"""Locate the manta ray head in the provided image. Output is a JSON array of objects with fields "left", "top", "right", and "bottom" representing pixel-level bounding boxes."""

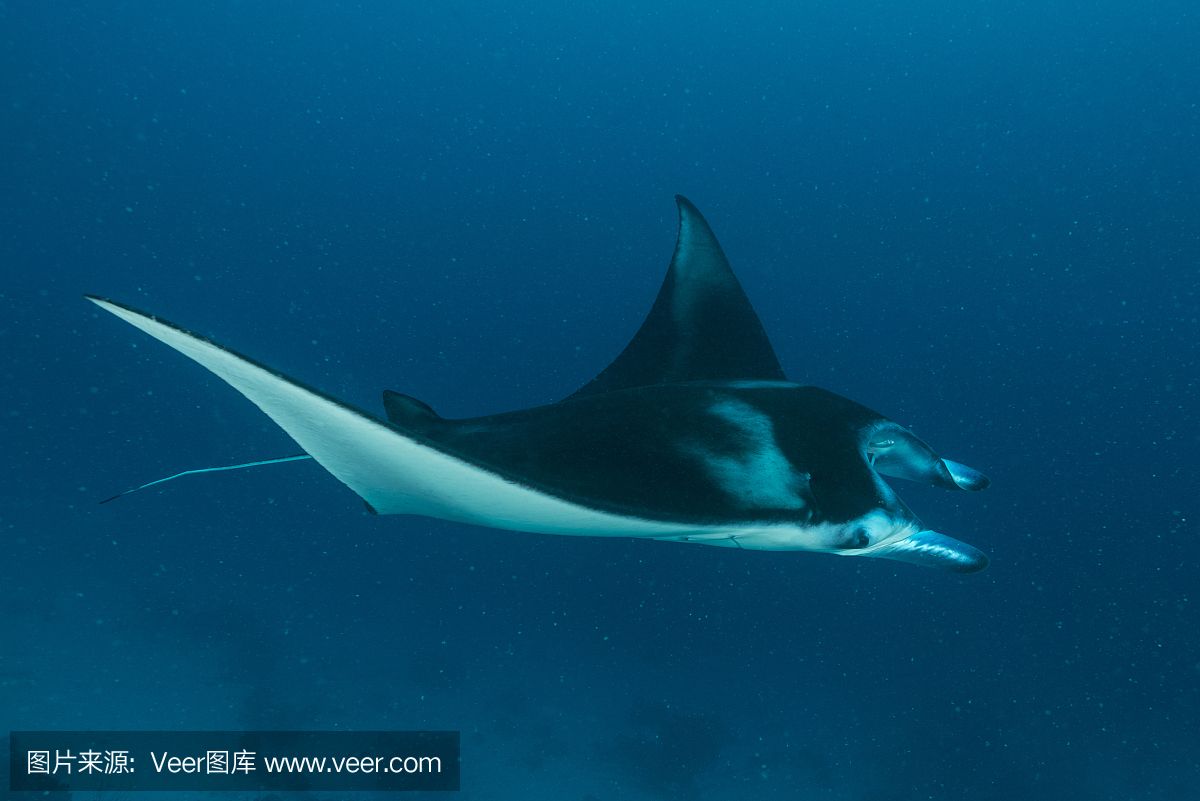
[
  {"left": 859, "top": 420, "right": 989, "bottom": 573},
  {"left": 772, "top": 387, "right": 989, "bottom": 573},
  {"left": 838, "top": 434, "right": 989, "bottom": 573}
]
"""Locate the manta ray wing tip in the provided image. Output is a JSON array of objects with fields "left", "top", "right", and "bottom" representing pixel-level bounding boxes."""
[{"left": 85, "top": 295, "right": 122, "bottom": 313}]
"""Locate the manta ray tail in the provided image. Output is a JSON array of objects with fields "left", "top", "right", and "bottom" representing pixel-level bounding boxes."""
[{"left": 99, "top": 454, "right": 312, "bottom": 504}]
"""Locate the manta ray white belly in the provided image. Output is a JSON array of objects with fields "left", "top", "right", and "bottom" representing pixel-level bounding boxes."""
[{"left": 87, "top": 297, "right": 837, "bottom": 549}]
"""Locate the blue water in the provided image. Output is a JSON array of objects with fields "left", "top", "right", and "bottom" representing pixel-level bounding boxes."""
[{"left": 2, "top": 2, "right": 1197, "bottom": 799}]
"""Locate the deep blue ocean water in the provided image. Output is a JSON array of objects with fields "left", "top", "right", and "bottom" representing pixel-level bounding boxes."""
[{"left": 2, "top": 2, "right": 1197, "bottom": 799}]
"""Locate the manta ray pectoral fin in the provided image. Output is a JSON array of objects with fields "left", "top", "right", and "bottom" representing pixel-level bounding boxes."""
[
  {"left": 568, "top": 196, "right": 786, "bottom": 398},
  {"left": 85, "top": 295, "right": 453, "bottom": 516},
  {"left": 870, "top": 530, "right": 989, "bottom": 573},
  {"left": 87, "top": 296, "right": 690, "bottom": 537},
  {"left": 866, "top": 423, "right": 990, "bottom": 492}
]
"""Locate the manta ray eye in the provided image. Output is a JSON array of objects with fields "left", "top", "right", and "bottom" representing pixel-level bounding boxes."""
[{"left": 846, "top": 528, "right": 870, "bottom": 549}]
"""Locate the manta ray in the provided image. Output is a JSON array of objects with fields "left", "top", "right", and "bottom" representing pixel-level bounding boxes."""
[{"left": 88, "top": 196, "right": 990, "bottom": 572}]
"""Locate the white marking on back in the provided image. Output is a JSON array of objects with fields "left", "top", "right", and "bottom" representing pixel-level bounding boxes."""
[{"left": 681, "top": 397, "right": 810, "bottom": 511}]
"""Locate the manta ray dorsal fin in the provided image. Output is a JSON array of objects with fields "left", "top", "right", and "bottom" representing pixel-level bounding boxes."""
[
  {"left": 569, "top": 196, "right": 786, "bottom": 399},
  {"left": 382, "top": 390, "right": 440, "bottom": 425}
]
